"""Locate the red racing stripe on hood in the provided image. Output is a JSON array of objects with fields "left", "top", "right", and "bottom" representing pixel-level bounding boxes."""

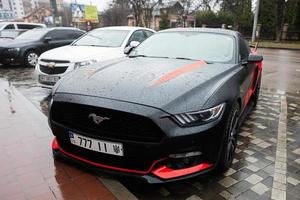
[{"left": 151, "top": 60, "right": 206, "bottom": 86}]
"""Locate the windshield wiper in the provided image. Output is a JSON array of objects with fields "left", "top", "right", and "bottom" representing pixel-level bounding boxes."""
[
  {"left": 128, "top": 54, "right": 146, "bottom": 58},
  {"left": 174, "top": 57, "right": 213, "bottom": 64},
  {"left": 174, "top": 57, "right": 199, "bottom": 61},
  {"left": 129, "top": 55, "right": 170, "bottom": 59}
]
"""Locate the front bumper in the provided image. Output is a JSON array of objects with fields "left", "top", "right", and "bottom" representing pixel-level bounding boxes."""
[
  {"left": 49, "top": 95, "right": 229, "bottom": 183},
  {"left": 0, "top": 50, "right": 22, "bottom": 65},
  {"left": 52, "top": 137, "right": 214, "bottom": 183}
]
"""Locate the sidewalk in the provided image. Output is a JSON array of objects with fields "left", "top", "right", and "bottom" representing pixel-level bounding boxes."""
[{"left": 0, "top": 79, "right": 117, "bottom": 200}]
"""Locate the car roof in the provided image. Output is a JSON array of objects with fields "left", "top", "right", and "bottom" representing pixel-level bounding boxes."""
[
  {"left": 159, "top": 28, "right": 239, "bottom": 37},
  {"left": 94, "top": 26, "right": 155, "bottom": 32},
  {"left": 33, "top": 27, "right": 84, "bottom": 32},
  {"left": 0, "top": 22, "right": 46, "bottom": 26}
]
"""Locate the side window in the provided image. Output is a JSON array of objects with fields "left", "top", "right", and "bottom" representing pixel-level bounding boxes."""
[
  {"left": 144, "top": 30, "right": 154, "bottom": 38},
  {"left": 239, "top": 37, "right": 250, "bottom": 61},
  {"left": 47, "top": 30, "right": 70, "bottom": 40},
  {"left": 4, "top": 24, "right": 15, "bottom": 30},
  {"left": 127, "top": 30, "right": 146, "bottom": 45},
  {"left": 66, "top": 30, "right": 84, "bottom": 39},
  {"left": 17, "top": 24, "right": 39, "bottom": 29}
]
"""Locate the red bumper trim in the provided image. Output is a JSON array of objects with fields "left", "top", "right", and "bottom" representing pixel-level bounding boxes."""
[
  {"left": 51, "top": 137, "right": 166, "bottom": 175},
  {"left": 152, "top": 163, "right": 213, "bottom": 179}
]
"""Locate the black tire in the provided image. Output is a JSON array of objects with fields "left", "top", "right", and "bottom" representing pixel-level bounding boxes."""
[
  {"left": 252, "top": 76, "right": 261, "bottom": 108},
  {"left": 24, "top": 50, "right": 39, "bottom": 67},
  {"left": 216, "top": 102, "right": 240, "bottom": 172}
]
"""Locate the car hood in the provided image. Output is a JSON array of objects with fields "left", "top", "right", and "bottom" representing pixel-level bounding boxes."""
[
  {"left": 55, "top": 57, "right": 238, "bottom": 114},
  {"left": 0, "top": 39, "right": 36, "bottom": 48},
  {"left": 40, "top": 45, "right": 124, "bottom": 62}
]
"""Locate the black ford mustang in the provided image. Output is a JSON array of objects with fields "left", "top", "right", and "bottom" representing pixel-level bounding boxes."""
[{"left": 49, "top": 28, "right": 263, "bottom": 183}]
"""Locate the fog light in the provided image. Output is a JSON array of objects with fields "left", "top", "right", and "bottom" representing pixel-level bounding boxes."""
[{"left": 169, "top": 151, "right": 202, "bottom": 158}]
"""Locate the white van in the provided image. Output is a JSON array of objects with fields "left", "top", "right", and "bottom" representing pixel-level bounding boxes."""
[{"left": 0, "top": 22, "right": 46, "bottom": 31}]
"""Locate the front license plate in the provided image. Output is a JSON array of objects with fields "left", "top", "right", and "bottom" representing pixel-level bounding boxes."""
[
  {"left": 69, "top": 132, "right": 124, "bottom": 156},
  {"left": 39, "top": 75, "right": 59, "bottom": 83}
]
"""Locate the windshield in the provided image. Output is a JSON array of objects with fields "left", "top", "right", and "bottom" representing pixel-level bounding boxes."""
[
  {"left": 73, "top": 29, "right": 129, "bottom": 47},
  {"left": 130, "top": 32, "right": 235, "bottom": 63},
  {"left": 15, "top": 28, "right": 48, "bottom": 40}
]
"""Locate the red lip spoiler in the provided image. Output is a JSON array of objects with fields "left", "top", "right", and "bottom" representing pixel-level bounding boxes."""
[{"left": 152, "top": 163, "right": 213, "bottom": 179}]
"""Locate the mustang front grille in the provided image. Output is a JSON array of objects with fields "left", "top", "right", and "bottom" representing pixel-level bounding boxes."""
[{"left": 50, "top": 102, "right": 165, "bottom": 143}]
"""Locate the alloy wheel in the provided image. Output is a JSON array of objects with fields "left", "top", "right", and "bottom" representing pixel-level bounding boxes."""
[{"left": 27, "top": 52, "right": 39, "bottom": 66}]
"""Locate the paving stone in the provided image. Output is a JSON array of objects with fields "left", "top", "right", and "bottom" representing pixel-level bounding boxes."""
[
  {"left": 273, "top": 181, "right": 286, "bottom": 191},
  {"left": 274, "top": 173, "right": 287, "bottom": 184},
  {"left": 287, "top": 177, "right": 300, "bottom": 186},
  {"left": 251, "top": 182, "right": 269, "bottom": 195},
  {"left": 265, "top": 156, "right": 275, "bottom": 162},
  {"left": 186, "top": 195, "right": 202, "bottom": 200},
  {"left": 269, "top": 138, "right": 277, "bottom": 143},
  {"left": 219, "top": 191, "right": 234, "bottom": 200},
  {"left": 243, "top": 150, "right": 255, "bottom": 156},
  {"left": 292, "top": 148, "right": 300, "bottom": 155},
  {"left": 245, "top": 156, "right": 258, "bottom": 163},
  {"left": 240, "top": 131, "right": 252, "bottom": 137},
  {"left": 294, "top": 159, "right": 300, "bottom": 165},
  {"left": 250, "top": 138, "right": 264, "bottom": 145},
  {"left": 224, "top": 168, "right": 236, "bottom": 176},
  {"left": 246, "top": 165, "right": 260, "bottom": 172},
  {"left": 227, "top": 180, "right": 252, "bottom": 196},
  {"left": 257, "top": 142, "right": 272, "bottom": 149},
  {"left": 236, "top": 189, "right": 260, "bottom": 200},
  {"left": 218, "top": 177, "right": 238, "bottom": 188},
  {"left": 271, "top": 188, "right": 286, "bottom": 200},
  {"left": 232, "top": 158, "right": 239, "bottom": 164},
  {"left": 245, "top": 174, "right": 263, "bottom": 185}
]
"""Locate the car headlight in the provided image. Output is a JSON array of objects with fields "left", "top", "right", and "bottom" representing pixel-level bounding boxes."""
[
  {"left": 6, "top": 48, "right": 20, "bottom": 52},
  {"left": 74, "top": 60, "right": 97, "bottom": 69},
  {"left": 173, "top": 103, "right": 225, "bottom": 126}
]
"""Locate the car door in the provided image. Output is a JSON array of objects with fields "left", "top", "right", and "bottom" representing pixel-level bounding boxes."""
[
  {"left": 239, "top": 35, "right": 257, "bottom": 108},
  {"left": 42, "top": 30, "right": 73, "bottom": 51}
]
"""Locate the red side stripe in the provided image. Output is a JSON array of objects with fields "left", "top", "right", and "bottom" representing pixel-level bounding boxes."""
[{"left": 151, "top": 60, "right": 206, "bottom": 86}]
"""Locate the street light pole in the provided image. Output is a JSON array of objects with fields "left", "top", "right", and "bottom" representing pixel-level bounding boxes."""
[{"left": 251, "top": 0, "right": 260, "bottom": 42}]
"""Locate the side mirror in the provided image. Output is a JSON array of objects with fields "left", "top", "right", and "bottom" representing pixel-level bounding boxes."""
[
  {"left": 44, "top": 36, "right": 52, "bottom": 43},
  {"left": 248, "top": 54, "right": 263, "bottom": 63},
  {"left": 124, "top": 41, "right": 140, "bottom": 54}
]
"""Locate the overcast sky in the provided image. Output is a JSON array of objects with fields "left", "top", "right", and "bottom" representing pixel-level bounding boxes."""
[{"left": 65, "top": 0, "right": 112, "bottom": 11}]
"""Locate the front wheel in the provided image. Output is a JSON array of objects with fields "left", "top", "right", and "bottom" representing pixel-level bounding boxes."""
[
  {"left": 216, "top": 102, "right": 240, "bottom": 172},
  {"left": 24, "top": 50, "right": 39, "bottom": 67}
]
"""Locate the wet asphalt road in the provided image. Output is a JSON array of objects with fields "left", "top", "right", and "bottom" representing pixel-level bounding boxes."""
[{"left": 0, "top": 48, "right": 300, "bottom": 200}]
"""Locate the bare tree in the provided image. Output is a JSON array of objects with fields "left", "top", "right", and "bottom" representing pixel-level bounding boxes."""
[{"left": 128, "top": 0, "right": 160, "bottom": 27}]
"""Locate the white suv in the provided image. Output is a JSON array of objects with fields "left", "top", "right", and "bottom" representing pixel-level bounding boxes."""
[
  {"left": 35, "top": 26, "right": 155, "bottom": 88},
  {"left": 0, "top": 22, "right": 46, "bottom": 31}
]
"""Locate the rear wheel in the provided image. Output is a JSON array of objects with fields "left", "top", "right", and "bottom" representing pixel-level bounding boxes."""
[
  {"left": 216, "top": 102, "right": 240, "bottom": 172},
  {"left": 24, "top": 50, "right": 39, "bottom": 67}
]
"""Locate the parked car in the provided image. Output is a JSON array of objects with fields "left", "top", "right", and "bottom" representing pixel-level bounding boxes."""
[
  {"left": 49, "top": 28, "right": 263, "bottom": 183},
  {"left": 35, "top": 26, "right": 155, "bottom": 87},
  {"left": 0, "top": 27, "right": 85, "bottom": 67},
  {"left": 0, "top": 22, "right": 46, "bottom": 32}
]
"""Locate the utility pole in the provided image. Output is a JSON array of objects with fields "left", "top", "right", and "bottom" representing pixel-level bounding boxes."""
[{"left": 251, "top": 0, "right": 260, "bottom": 42}]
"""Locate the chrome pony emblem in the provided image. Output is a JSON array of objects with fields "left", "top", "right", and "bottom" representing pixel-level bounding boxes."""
[{"left": 88, "top": 113, "right": 110, "bottom": 125}]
